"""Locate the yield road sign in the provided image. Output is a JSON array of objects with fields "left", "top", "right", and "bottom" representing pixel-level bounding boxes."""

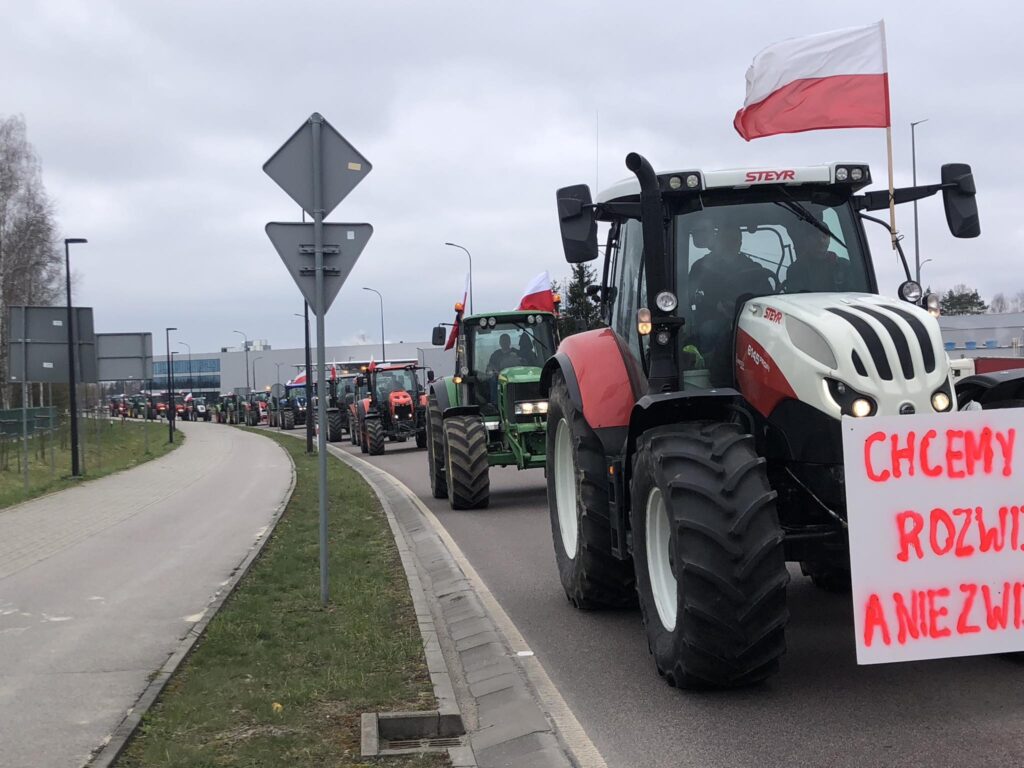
[
  {"left": 263, "top": 113, "right": 372, "bottom": 219},
  {"left": 265, "top": 222, "right": 373, "bottom": 314}
]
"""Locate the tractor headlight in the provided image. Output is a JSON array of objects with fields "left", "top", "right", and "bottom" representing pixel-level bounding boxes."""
[
  {"left": 898, "top": 280, "right": 923, "bottom": 303},
  {"left": 514, "top": 400, "right": 549, "bottom": 416},
  {"left": 637, "top": 308, "right": 652, "bottom": 336},
  {"left": 825, "top": 378, "right": 876, "bottom": 417},
  {"left": 932, "top": 391, "right": 952, "bottom": 412},
  {"left": 851, "top": 398, "right": 874, "bottom": 418},
  {"left": 655, "top": 291, "right": 678, "bottom": 312},
  {"left": 926, "top": 293, "right": 941, "bottom": 317}
]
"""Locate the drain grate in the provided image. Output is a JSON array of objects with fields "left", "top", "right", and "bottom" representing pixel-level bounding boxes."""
[{"left": 386, "top": 737, "right": 464, "bottom": 750}]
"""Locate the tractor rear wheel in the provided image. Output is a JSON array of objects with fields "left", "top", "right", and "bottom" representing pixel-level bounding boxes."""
[
  {"left": 546, "top": 373, "right": 635, "bottom": 609},
  {"left": 443, "top": 415, "right": 489, "bottom": 509},
  {"left": 366, "top": 418, "right": 386, "bottom": 455},
  {"left": 349, "top": 413, "right": 358, "bottom": 445},
  {"left": 327, "top": 409, "right": 343, "bottom": 442},
  {"left": 426, "top": 397, "right": 447, "bottom": 498},
  {"left": 282, "top": 409, "right": 295, "bottom": 430},
  {"left": 631, "top": 422, "right": 789, "bottom": 689},
  {"left": 415, "top": 425, "right": 427, "bottom": 449}
]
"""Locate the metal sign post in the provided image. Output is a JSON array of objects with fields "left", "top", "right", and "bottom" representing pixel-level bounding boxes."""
[{"left": 264, "top": 112, "right": 373, "bottom": 607}]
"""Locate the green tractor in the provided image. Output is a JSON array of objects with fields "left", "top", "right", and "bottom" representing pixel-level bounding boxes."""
[{"left": 426, "top": 307, "right": 558, "bottom": 509}]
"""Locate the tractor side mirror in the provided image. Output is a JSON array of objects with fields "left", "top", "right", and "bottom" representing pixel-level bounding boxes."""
[
  {"left": 941, "top": 163, "right": 980, "bottom": 238},
  {"left": 354, "top": 376, "right": 364, "bottom": 387},
  {"left": 431, "top": 325, "right": 447, "bottom": 346},
  {"left": 557, "top": 184, "right": 598, "bottom": 263},
  {"left": 427, "top": 368, "right": 435, "bottom": 382}
]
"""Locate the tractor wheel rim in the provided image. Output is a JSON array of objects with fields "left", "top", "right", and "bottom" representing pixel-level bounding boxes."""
[
  {"left": 554, "top": 418, "right": 578, "bottom": 560},
  {"left": 646, "top": 487, "right": 677, "bottom": 632}
]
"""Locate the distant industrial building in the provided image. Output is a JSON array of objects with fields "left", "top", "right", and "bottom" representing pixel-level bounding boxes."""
[
  {"left": 150, "top": 340, "right": 453, "bottom": 397},
  {"left": 938, "top": 313, "right": 1024, "bottom": 360}
]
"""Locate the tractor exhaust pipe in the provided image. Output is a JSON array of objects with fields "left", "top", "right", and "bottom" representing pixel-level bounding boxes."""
[{"left": 625, "top": 152, "right": 677, "bottom": 393}]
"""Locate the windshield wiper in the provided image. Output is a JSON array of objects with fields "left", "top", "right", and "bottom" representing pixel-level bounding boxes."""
[{"left": 774, "top": 195, "right": 847, "bottom": 249}]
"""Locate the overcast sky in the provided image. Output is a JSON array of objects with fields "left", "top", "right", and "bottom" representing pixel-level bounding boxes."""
[{"left": 2, "top": 1, "right": 1019, "bottom": 353}]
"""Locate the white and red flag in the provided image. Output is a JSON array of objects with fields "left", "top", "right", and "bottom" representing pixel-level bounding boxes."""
[
  {"left": 444, "top": 272, "right": 471, "bottom": 351},
  {"left": 288, "top": 370, "right": 307, "bottom": 386},
  {"left": 734, "top": 21, "right": 890, "bottom": 141},
  {"left": 517, "top": 271, "right": 555, "bottom": 313}
]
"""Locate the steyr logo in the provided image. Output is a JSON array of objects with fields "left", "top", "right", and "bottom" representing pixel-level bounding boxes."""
[
  {"left": 745, "top": 170, "right": 795, "bottom": 183},
  {"left": 764, "top": 307, "right": 783, "bottom": 324}
]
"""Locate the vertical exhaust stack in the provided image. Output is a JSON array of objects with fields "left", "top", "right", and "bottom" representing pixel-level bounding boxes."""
[{"left": 626, "top": 152, "right": 677, "bottom": 393}]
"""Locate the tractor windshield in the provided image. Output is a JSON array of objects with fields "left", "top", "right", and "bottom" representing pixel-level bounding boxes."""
[
  {"left": 467, "top": 318, "right": 555, "bottom": 377},
  {"left": 373, "top": 369, "right": 418, "bottom": 399}
]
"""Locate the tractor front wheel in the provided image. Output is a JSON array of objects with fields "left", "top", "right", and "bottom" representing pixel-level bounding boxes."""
[
  {"left": 426, "top": 397, "right": 447, "bottom": 498},
  {"left": 282, "top": 409, "right": 295, "bottom": 430},
  {"left": 327, "top": 409, "right": 343, "bottom": 442},
  {"left": 546, "top": 373, "right": 635, "bottom": 609},
  {"left": 631, "top": 422, "right": 789, "bottom": 689},
  {"left": 366, "top": 418, "right": 386, "bottom": 455},
  {"left": 443, "top": 415, "right": 489, "bottom": 509}
]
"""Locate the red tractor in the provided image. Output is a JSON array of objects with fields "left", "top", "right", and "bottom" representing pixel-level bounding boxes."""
[
  {"left": 356, "top": 363, "right": 428, "bottom": 455},
  {"left": 545, "top": 152, "right": 989, "bottom": 689}
]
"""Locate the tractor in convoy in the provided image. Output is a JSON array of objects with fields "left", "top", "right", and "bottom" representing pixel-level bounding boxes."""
[
  {"left": 243, "top": 391, "right": 270, "bottom": 426},
  {"left": 274, "top": 383, "right": 307, "bottom": 430},
  {"left": 347, "top": 373, "right": 370, "bottom": 446},
  {"left": 545, "top": 152, "right": 1006, "bottom": 689},
  {"left": 426, "top": 308, "right": 556, "bottom": 509},
  {"left": 355, "top": 363, "right": 429, "bottom": 455}
]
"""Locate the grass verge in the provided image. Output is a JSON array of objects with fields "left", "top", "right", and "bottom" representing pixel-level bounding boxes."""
[
  {"left": 115, "top": 430, "right": 448, "bottom": 768},
  {"left": 0, "top": 419, "right": 180, "bottom": 509}
]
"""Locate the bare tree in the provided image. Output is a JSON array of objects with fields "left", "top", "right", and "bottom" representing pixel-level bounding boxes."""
[
  {"left": 0, "top": 115, "right": 64, "bottom": 407},
  {"left": 990, "top": 292, "right": 1009, "bottom": 314},
  {"left": 1012, "top": 290, "right": 1024, "bottom": 313}
]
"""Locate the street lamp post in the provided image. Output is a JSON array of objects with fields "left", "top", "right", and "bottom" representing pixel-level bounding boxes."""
[
  {"left": 363, "top": 287, "right": 386, "bottom": 362},
  {"left": 165, "top": 327, "right": 177, "bottom": 444},
  {"left": 252, "top": 356, "right": 263, "bottom": 392},
  {"left": 64, "top": 237, "right": 87, "bottom": 477},
  {"left": 233, "top": 330, "right": 250, "bottom": 391},
  {"left": 178, "top": 341, "right": 192, "bottom": 391},
  {"left": 911, "top": 119, "right": 929, "bottom": 284},
  {"left": 444, "top": 242, "right": 473, "bottom": 313}
]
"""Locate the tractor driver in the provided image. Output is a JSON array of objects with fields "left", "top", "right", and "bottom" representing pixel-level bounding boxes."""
[
  {"left": 486, "top": 333, "right": 524, "bottom": 373},
  {"left": 517, "top": 333, "right": 538, "bottom": 366},
  {"left": 688, "top": 218, "right": 774, "bottom": 385},
  {"left": 785, "top": 223, "right": 849, "bottom": 293}
]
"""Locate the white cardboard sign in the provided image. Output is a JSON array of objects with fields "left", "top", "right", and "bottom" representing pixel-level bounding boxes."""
[{"left": 843, "top": 409, "right": 1024, "bottom": 664}]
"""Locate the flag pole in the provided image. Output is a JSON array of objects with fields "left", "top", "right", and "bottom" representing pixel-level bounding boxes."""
[
  {"left": 886, "top": 124, "right": 897, "bottom": 250},
  {"left": 880, "top": 19, "right": 897, "bottom": 250}
]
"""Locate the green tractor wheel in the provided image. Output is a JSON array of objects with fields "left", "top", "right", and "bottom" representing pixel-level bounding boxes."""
[{"left": 443, "top": 415, "right": 489, "bottom": 510}]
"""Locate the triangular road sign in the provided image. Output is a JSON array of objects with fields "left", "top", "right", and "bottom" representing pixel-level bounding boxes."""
[
  {"left": 263, "top": 113, "right": 372, "bottom": 219},
  {"left": 265, "top": 222, "right": 373, "bottom": 315}
]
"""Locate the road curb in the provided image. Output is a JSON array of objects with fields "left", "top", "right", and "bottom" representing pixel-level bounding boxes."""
[
  {"left": 84, "top": 432, "right": 297, "bottom": 768},
  {"left": 323, "top": 440, "right": 593, "bottom": 768}
]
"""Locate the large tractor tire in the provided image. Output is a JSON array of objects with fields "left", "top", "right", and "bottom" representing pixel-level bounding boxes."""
[
  {"left": 349, "top": 413, "right": 359, "bottom": 445},
  {"left": 327, "top": 409, "right": 343, "bottom": 442},
  {"left": 546, "top": 373, "right": 635, "bottom": 609},
  {"left": 443, "top": 415, "right": 489, "bottom": 509},
  {"left": 415, "top": 426, "right": 427, "bottom": 449},
  {"left": 631, "top": 422, "right": 789, "bottom": 689},
  {"left": 426, "top": 397, "right": 447, "bottom": 498},
  {"left": 366, "top": 418, "right": 386, "bottom": 455},
  {"left": 282, "top": 409, "right": 295, "bottom": 431}
]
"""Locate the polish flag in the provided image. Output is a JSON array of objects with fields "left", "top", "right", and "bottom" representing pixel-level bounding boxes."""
[
  {"left": 734, "top": 21, "right": 890, "bottom": 141},
  {"left": 288, "top": 370, "right": 307, "bottom": 386},
  {"left": 445, "top": 273, "right": 470, "bottom": 351},
  {"left": 517, "top": 271, "right": 555, "bottom": 313}
]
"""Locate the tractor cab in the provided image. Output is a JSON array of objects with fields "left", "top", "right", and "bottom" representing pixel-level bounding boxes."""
[{"left": 449, "top": 311, "right": 556, "bottom": 417}]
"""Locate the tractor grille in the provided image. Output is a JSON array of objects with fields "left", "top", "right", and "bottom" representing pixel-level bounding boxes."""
[
  {"left": 506, "top": 381, "right": 543, "bottom": 422},
  {"left": 826, "top": 305, "right": 936, "bottom": 381},
  {"left": 394, "top": 403, "right": 413, "bottom": 420}
]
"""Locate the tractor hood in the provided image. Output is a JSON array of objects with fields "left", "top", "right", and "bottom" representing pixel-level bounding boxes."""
[
  {"left": 498, "top": 366, "right": 543, "bottom": 385},
  {"left": 735, "top": 292, "right": 952, "bottom": 419}
]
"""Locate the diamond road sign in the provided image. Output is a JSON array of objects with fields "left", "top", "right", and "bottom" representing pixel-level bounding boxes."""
[
  {"left": 263, "top": 114, "right": 372, "bottom": 219},
  {"left": 265, "top": 222, "right": 373, "bottom": 314}
]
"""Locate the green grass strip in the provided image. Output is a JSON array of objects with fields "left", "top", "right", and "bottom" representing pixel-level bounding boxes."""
[
  {"left": 0, "top": 419, "right": 180, "bottom": 510},
  {"left": 115, "top": 430, "right": 448, "bottom": 767}
]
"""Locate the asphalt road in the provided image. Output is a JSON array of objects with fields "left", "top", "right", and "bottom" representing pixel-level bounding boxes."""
[
  {"left": 342, "top": 439, "right": 1024, "bottom": 768},
  {"left": 0, "top": 422, "right": 292, "bottom": 768}
]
